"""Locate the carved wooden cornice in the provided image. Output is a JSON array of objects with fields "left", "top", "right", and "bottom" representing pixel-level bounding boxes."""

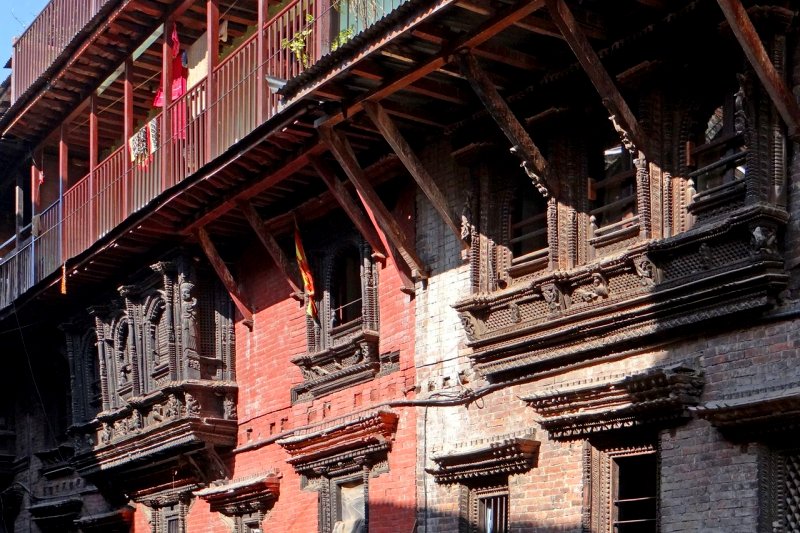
[
  {"left": 691, "top": 383, "right": 800, "bottom": 438},
  {"left": 524, "top": 365, "right": 704, "bottom": 440},
  {"left": 195, "top": 473, "right": 280, "bottom": 516},
  {"left": 455, "top": 203, "right": 787, "bottom": 382},
  {"left": 427, "top": 434, "right": 539, "bottom": 484},
  {"left": 29, "top": 497, "right": 83, "bottom": 527},
  {"left": 277, "top": 410, "right": 398, "bottom": 477}
]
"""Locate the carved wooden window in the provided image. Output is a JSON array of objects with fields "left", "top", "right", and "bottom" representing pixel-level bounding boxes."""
[
  {"left": 759, "top": 446, "right": 800, "bottom": 533},
  {"left": 687, "top": 91, "right": 746, "bottom": 194},
  {"left": 154, "top": 503, "right": 185, "bottom": 533},
  {"left": 589, "top": 143, "right": 637, "bottom": 233},
  {"left": 235, "top": 515, "right": 263, "bottom": 533},
  {"left": 329, "top": 478, "right": 365, "bottom": 533},
  {"left": 585, "top": 439, "right": 658, "bottom": 533},
  {"left": 331, "top": 246, "right": 363, "bottom": 328},
  {"left": 507, "top": 186, "right": 548, "bottom": 277},
  {"left": 466, "top": 480, "right": 509, "bottom": 533}
]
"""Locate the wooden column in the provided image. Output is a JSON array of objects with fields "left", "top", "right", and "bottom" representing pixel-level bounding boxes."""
[
  {"left": 207, "top": 0, "right": 220, "bottom": 158},
  {"left": 15, "top": 170, "right": 24, "bottom": 246},
  {"left": 89, "top": 94, "right": 99, "bottom": 241},
  {"left": 30, "top": 149, "right": 42, "bottom": 220},
  {"left": 59, "top": 124, "right": 69, "bottom": 264},
  {"left": 196, "top": 227, "right": 254, "bottom": 328},
  {"left": 716, "top": 0, "right": 800, "bottom": 142},
  {"left": 123, "top": 57, "right": 133, "bottom": 218},
  {"left": 256, "top": 0, "right": 268, "bottom": 123},
  {"left": 161, "top": 20, "right": 175, "bottom": 191}
]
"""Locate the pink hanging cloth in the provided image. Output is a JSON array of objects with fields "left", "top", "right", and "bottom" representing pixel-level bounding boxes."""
[{"left": 153, "top": 24, "right": 188, "bottom": 139}]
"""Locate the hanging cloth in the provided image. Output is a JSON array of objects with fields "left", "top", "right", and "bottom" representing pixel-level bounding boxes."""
[{"left": 153, "top": 24, "right": 188, "bottom": 140}]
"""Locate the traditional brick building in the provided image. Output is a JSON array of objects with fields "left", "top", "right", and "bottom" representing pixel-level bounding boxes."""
[{"left": 0, "top": 0, "right": 798, "bottom": 532}]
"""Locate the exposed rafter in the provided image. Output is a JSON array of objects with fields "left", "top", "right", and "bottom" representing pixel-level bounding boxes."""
[
  {"left": 363, "top": 101, "right": 467, "bottom": 249},
  {"left": 238, "top": 200, "right": 303, "bottom": 299},
  {"left": 457, "top": 51, "right": 557, "bottom": 198},
  {"left": 716, "top": 0, "right": 800, "bottom": 142},
  {"left": 308, "top": 155, "right": 389, "bottom": 262},
  {"left": 195, "top": 227, "right": 253, "bottom": 328},
  {"left": 546, "top": 0, "right": 649, "bottom": 154},
  {"left": 318, "top": 125, "right": 428, "bottom": 282}
]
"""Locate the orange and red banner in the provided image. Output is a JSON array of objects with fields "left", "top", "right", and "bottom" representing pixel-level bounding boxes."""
[{"left": 294, "top": 222, "right": 318, "bottom": 322}]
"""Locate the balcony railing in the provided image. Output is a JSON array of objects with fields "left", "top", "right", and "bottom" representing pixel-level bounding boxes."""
[
  {"left": 12, "top": 0, "right": 111, "bottom": 103},
  {"left": 0, "top": 0, "right": 406, "bottom": 312}
]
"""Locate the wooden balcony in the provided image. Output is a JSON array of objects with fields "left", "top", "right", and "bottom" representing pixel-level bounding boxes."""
[
  {"left": 0, "top": 0, "right": 406, "bottom": 313},
  {"left": 11, "top": 0, "right": 112, "bottom": 103}
]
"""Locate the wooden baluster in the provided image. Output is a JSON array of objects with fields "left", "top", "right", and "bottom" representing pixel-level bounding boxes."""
[
  {"left": 207, "top": 0, "right": 219, "bottom": 160},
  {"left": 59, "top": 124, "right": 69, "bottom": 266},
  {"left": 89, "top": 93, "right": 98, "bottom": 244},
  {"left": 124, "top": 58, "right": 133, "bottom": 219}
]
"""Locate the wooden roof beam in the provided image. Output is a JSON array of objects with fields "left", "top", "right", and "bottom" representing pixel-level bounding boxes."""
[
  {"left": 457, "top": 51, "right": 557, "bottom": 198},
  {"left": 196, "top": 227, "right": 254, "bottom": 329},
  {"left": 546, "top": 0, "right": 650, "bottom": 154},
  {"left": 716, "top": 0, "right": 800, "bottom": 142},
  {"left": 308, "top": 155, "right": 389, "bottom": 262},
  {"left": 318, "top": 125, "right": 428, "bottom": 283},
  {"left": 238, "top": 200, "right": 304, "bottom": 299},
  {"left": 363, "top": 101, "right": 468, "bottom": 250}
]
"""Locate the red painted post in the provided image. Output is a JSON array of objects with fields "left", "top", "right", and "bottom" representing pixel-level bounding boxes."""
[
  {"left": 161, "top": 19, "right": 175, "bottom": 191},
  {"left": 207, "top": 0, "right": 220, "bottom": 159},
  {"left": 89, "top": 94, "right": 99, "bottom": 243},
  {"left": 123, "top": 57, "right": 133, "bottom": 219},
  {"left": 59, "top": 124, "right": 69, "bottom": 266}
]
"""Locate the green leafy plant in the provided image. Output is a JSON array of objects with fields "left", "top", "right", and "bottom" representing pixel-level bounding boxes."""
[
  {"left": 280, "top": 13, "right": 315, "bottom": 67},
  {"left": 331, "top": 27, "right": 355, "bottom": 52}
]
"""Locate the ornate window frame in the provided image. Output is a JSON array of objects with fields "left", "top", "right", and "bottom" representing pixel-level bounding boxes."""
[
  {"left": 427, "top": 434, "right": 539, "bottom": 533},
  {"left": 291, "top": 232, "right": 389, "bottom": 403},
  {"left": 195, "top": 473, "right": 280, "bottom": 533},
  {"left": 277, "top": 410, "right": 398, "bottom": 533},
  {"left": 583, "top": 436, "right": 660, "bottom": 533}
]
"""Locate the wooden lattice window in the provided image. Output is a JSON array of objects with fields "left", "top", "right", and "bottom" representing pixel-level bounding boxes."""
[
  {"left": 760, "top": 446, "right": 800, "bottom": 533},
  {"left": 458, "top": 476, "right": 509, "bottom": 533},
  {"left": 589, "top": 143, "right": 637, "bottom": 230},
  {"left": 585, "top": 439, "right": 658, "bottom": 533},
  {"left": 687, "top": 90, "right": 746, "bottom": 194},
  {"left": 508, "top": 187, "right": 548, "bottom": 276},
  {"left": 331, "top": 246, "right": 363, "bottom": 328}
]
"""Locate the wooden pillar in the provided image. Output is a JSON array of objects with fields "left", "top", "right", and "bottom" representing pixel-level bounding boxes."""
[
  {"left": 15, "top": 170, "right": 24, "bottom": 246},
  {"left": 30, "top": 150, "right": 41, "bottom": 221},
  {"left": 207, "top": 0, "right": 220, "bottom": 159},
  {"left": 161, "top": 20, "right": 175, "bottom": 191},
  {"left": 59, "top": 124, "right": 69, "bottom": 264},
  {"left": 256, "top": 0, "right": 268, "bottom": 123},
  {"left": 89, "top": 94, "right": 99, "bottom": 241},
  {"left": 123, "top": 57, "right": 133, "bottom": 218}
]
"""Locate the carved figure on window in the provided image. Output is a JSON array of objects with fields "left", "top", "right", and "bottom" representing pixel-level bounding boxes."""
[
  {"left": 166, "top": 394, "right": 181, "bottom": 419},
  {"left": 185, "top": 393, "right": 199, "bottom": 417},
  {"left": 511, "top": 145, "right": 549, "bottom": 198},
  {"left": 118, "top": 362, "right": 131, "bottom": 385},
  {"left": 459, "top": 312, "right": 481, "bottom": 341},
  {"left": 734, "top": 73, "right": 747, "bottom": 136},
  {"left": 634, "top": 256, "right": 657, "bottom": 287},
  {"left": 223, "top": 395, "right": 237, "bottom": 420},
  {"left": 180, "top": 281, "right": 200, "bottom": 359},
  {"left": 508, "top": 302, "right": 521, "bottom": 323},
  {"left": 750, "top": 225, "right": 777, "bottom": 257},
  {"left": 609, "top": 114, "right": 636, "bottom": 154},
  {"left": 573, "top": 273, "right": 609, "bottom": 304},
  {"left": 461, "top": 192, "right": 473, "bottom": 244},
  {"left": 101, "top": 423, "right": 112, "bottom": 444},
  {"left": 698, "top": 243, "right": 715, "bottom": 270},
  {"left": 541, "top": 283, "right": 563, "bottom": 313}
]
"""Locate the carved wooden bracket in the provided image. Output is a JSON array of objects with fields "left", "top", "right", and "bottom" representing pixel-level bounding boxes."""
[
  {"left": 277, "top": 410, "right": 398, "bottom": 477},
  {"left": 716, "top": 0, "right": 800, "bottom": 142},
  {"left": 238, "top": 200, "right": 304, "bottom": 300},
  {"left": 691, "top": 383, "right": 800, "bottom": 438},
  {"left": 457, "top": 50, "right": 557, "bottom": 199},
  {"left": 362, "top": 100, "right": 468, "bottom": 249},
  {"left": 318, "top": 125, "right": 427, "bottom": 284},
  {"left": 545, "top": 0, "right": 649, "bottom": 154},
  {"left": 73, "top": 506, "right": 134, "bottom": 532},
  {"left": 426, "top": 434, "right": 539, "bottom": 484},
  {"left": 524, "top": 365, "right": 704, "bottom": 440},
  {"left": 196, "top": 227, "right": 254, "bottom": 329},
  {"left": 195, "top": 473, "right": 280, "bottom": 516}
]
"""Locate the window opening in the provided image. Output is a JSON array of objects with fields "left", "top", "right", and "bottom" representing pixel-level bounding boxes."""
[
  {"left": 590, "top": 144, "right": 637, "bottom": 229},
  {"left": 613, "top": 452, "right": 657, "bottom": 533},
  {"left": 333, "top": 479, "right": 365, "bottom": 533},
  {"left": 510, "top": 191, "right": 547, "bottom": 261},
  {"left": 476, "top": 488, "right": 508, "bottom": 533},
  {"left": 688, "top": 91, "right": 746, "bottom": 192},
  {"left": 332, "top": 249, "right": 362, "bottom": 327}
]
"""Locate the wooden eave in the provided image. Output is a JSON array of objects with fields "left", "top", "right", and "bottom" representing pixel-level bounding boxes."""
[
  {"left": 0, "top": 0, "right": 782, "bottom": 331},
  {"left": 524, "top": 365, "right": 705, "bottom": 440},
  {"left": 427, "top": 434, "right": 539, "bottom": 484}
]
